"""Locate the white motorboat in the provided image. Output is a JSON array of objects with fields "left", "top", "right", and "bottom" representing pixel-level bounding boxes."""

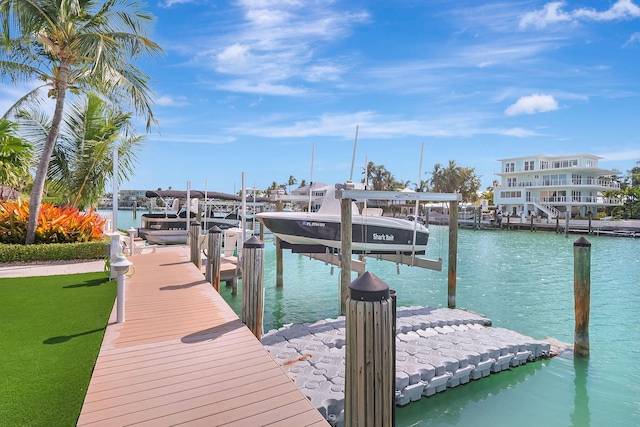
[
  {"left": 138, "top": 190, "right": 263, "bottom": 244},
  {"left": 256, "top": 185, "right": 429, "bottom": 254}
]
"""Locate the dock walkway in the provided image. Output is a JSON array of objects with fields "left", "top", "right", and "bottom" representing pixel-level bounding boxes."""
[{"left": 77, "top": 246, "right": 328, "bottom": 427}]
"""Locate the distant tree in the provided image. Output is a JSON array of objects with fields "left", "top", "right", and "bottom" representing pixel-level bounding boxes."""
[
  {"left": 628, "top": 161, "right": 640, "bottom": 188},
  {"left": 362, "top": 162, "right": 397, "bottom": 191},
  {"left": 0, "top": 118, "right": 32, "bottom": 190},
  {"left": 264, "top": 181, "right": 280, "bottom": 196},
  {"left": 298, "top": 179, "right": 307, "bottom": 188},
  {"left": 428, "top": 160, "right": 481, "bottom": 202},
  {"left": 287, "top": 175, "right": 297, "bottom": 195},
  {"left": 396, "top": 179, "right": 412, "bottom": 190},
  {"left": 414, "top": 179, "right": 429, "bottom": 192},
  {"left": 480, "top": 179, "right": 500, "bottom": 206}
]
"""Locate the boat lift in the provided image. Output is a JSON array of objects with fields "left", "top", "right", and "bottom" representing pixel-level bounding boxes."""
[{"left": 335, "top": 183, "right": 463, "bottom": 314}]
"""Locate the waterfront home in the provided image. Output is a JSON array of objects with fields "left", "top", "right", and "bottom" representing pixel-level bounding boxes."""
[
  {"left": 291, "top": 182, "right": 328, "bottom": 211},
  {"left": 493, "top": 154, "right": 622, "bottom": 219}
]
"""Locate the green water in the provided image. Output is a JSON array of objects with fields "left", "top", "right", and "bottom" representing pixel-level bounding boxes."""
[{"left": 218, "top": 225, "right": 639, "bottom": 427}]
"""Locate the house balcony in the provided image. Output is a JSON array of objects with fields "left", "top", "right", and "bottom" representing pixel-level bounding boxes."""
[
  {"left": 525, "top": 195, "right": 622, "bottom": 206},
  {"left": 506, "top": 178, "right": 620, "bottom": 190}
]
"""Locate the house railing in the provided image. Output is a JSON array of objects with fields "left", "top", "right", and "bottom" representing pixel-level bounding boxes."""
[
  {"left": 529, "top": 196, "right": 622, "bottom": 206},
  {"left": 531, "top": 198, "right": 561, "bottom": 218},
  {"left": 506, "top": 178, "right": 620, "bottom": 189}
]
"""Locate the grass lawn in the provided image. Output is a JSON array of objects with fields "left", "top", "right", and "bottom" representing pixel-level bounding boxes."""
[{"left": 0, "top": 273, "right": 115, "bottom": 426}]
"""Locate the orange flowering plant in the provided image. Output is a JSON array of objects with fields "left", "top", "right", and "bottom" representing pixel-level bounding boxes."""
[{"left": 0, "top": 200, "right": 105, "bottom": 244}]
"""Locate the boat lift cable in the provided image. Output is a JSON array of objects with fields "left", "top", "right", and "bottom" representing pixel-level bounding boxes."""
[
  {"left": 349, "top": 125, "right": 359, "bottom": 182},
  {"left": 308, "top": 142, "right": 314, "bottom": 213}
]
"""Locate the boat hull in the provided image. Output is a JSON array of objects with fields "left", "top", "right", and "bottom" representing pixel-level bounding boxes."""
[
  {"left": 138, "top": 229, "right": 187, "bottom": 245},
  {"left": 257, "top": 212, "right": 429, "bottom": 254}
]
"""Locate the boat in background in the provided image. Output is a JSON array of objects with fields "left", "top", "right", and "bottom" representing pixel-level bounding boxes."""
[
  {"left": 138, "top": 189, "right": 266, "bottom": 244},
  {"left": 256, "top": 185, "right": 429, "bottom": 254}
]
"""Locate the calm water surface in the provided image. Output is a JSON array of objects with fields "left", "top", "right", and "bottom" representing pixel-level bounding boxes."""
[{"left": 119, "top": 210, "right": 640, "bottom": 426}]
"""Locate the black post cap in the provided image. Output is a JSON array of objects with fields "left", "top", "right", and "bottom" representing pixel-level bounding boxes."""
[
  {"left": 349, "top": 271, "right": 390, "bottom": 301},
  {"left": 574, "top": 236, "right": 591, "bottom": 247},
  {"left": 190, "top": 220, "right": 200, "bottom": 226},
  {"left": 208, "top": 225, "right": 222, "bottom": 233},
  {"left": 244, "top": 235, "right": 264, "bottom": 248}
]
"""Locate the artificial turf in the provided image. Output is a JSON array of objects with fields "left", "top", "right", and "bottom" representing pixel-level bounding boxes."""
[{"left": 0, "top": 273, "right": 115, "bottom": 426}]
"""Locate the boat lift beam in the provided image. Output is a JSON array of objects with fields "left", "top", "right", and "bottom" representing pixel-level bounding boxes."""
[
  {"left": 334, "top": 187, "right": 462, "bottom": 203},
  {"left": 368, "top": 253, "right": 443, "bottom": 272},
  {"left": 334, "top": 183, "right": 462, "bottom": 314}
]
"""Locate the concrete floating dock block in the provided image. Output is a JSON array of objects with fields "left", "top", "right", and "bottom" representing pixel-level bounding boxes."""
[{"left": 262, "top": 305, "right": 551, "bottom": 426}]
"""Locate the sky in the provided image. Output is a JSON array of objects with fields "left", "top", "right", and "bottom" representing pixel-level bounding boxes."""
[{"left": 2, "top": 0, "right": 640, "bottom": 194}]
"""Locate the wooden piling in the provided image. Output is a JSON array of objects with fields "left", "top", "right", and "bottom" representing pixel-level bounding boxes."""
[
  {"left": 189, "top": 220, "right": 201, "bottom": 269},
  {"left": 206, "top": 226, "right": 222, "bottom": 292},
  {"left": 530, "top": 214, "right": 534, "bottom": 232},
  {"left": 340, "top": 197, "right": 353, "bottom": 316},
  {"left": 573, "top": 236, "right": 591, "bottom": 358},
  {"left": 241, "top": 236, "right": 265, "bottom": 339},
  {"left": 345, "top": 272, "right": 394, "bottom": 427},
  {"left": 556, "top": 216, "right": 560, "bottom": 233},
  {"left": 258, "top": 205, "right": 265, "bottom": 241},
  {"left": 275, "top": 201, "right": 284, "bottom": 288},
  {"left": 448, "top": 202, "right": 458, "bottom": 309}
]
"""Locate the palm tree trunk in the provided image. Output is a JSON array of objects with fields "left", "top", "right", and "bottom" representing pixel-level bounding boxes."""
[{"left": 25, "top": 62, "right": 71, "bottom": 244}]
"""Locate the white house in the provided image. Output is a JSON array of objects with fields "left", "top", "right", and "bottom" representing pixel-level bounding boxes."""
[{"left": 493, "top": 154, "right": 622, "bottom": 219}]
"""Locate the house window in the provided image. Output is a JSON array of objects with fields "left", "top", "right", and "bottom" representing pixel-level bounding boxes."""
[
  {"left": 552, "top": 159, "right": 578, "bottom": 168},
  {"left": 499, "top": 191, "right": 522, "bottom": 198},
  {"left": 540, "top": 161, "right": 548, "bottom": 170},
  {"left": 524, "top": 160, "right": 534, "bottom": 171},
  {"left": 507, "top": 177, "right": 517, "bottom": 187},
  {"left": 572, "top": 191, "right": 581, "bottom": 203},
  {"left": 572, "top": 174, "right": 582, "bottom": 185},
  {"left": 505, "top": 162, "right": 515, "bottom": 173}
]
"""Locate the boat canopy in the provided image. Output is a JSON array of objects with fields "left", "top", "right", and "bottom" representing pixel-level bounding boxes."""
[{"left": 145, "top": 190, "right": 270, "bottom": 203}]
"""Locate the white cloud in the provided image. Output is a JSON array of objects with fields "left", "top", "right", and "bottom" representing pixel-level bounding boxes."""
[
  {"left": 520, "top": 0, "right": 640, "bottom": 29},
  {"left": 574, "top": 0, "right": 640, "bottom": 21},
  {"left": 216, "top": 80, "right": 308, "bottom": 96},
  {"left": 197, "top": 1, "right": 368, "bottom": 95},
  {"left": 597, "top": 149, "right": 640, "bottom": 161},
  {"left": 505, "top": 94, "right": 559, "bottom": 116},
  {"left": 623, "top": 32, "right": 640, "bottom": 46},
  {"left": 147, "top": 134, "right": 236, "bottom": 144},
  {"left": 226, "top": 111, "right": 540, "bottom": 139},
  {"left": 519, "top": 2, "right": 572, "bottom": 29},
  {"left": 154, "top": 95, "right": 189, "bottom": 107},
  {"left": 501, "top": 127, "right": 541, "bottom": 137},
  {"left": 159, "top": 0, "right": 195, "bottom": 8}
]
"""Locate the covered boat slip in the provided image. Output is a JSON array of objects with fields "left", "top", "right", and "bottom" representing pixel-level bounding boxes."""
[{"left": 78, "top": 246, "right": 328, "bottom": 427}]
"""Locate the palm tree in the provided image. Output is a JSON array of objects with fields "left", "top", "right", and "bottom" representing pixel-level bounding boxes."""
[
  {"left": 0, "top": 0, "right": 163, "bottom": 243},
  {"left": 287, "top": 175, "right": 297, "bottom": 195},
  {"left": 18, "top": 93, "right": 143, "bottom": 209},
  {"left": 0, "top": 118, "right": 32, "bottom": 190},
  {"left": 428, "top": 160, "right": 481, "bottom": 202}
]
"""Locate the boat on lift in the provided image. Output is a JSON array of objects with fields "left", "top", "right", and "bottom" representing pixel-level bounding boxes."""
[
  {"left": 138, "top": 189, "right": 265, "bottom": 244},
  {"left": 256, "top": 184, "right": 429, "bottom": 254}
]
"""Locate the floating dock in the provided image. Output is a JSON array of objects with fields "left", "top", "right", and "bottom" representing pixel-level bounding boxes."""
[{"left": 262, "top": 306, "right": 551, "bottom": 427}]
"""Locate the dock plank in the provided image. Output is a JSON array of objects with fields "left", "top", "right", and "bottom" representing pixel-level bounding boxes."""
[{"left": 78, "top": 246, "right": 328, "bottom": 426}]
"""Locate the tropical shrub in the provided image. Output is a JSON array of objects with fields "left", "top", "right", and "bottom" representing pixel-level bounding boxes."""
[
  {"left": 0, "top": 200, "right": 105, "bottom": 244},
  {"left": 0, "top": 241, "right": 106, "bottom": 263}
]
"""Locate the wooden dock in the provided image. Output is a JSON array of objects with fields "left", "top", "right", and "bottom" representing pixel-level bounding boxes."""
[{"left": 77, "top": 245, "right": 328, "bottom": 426}]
